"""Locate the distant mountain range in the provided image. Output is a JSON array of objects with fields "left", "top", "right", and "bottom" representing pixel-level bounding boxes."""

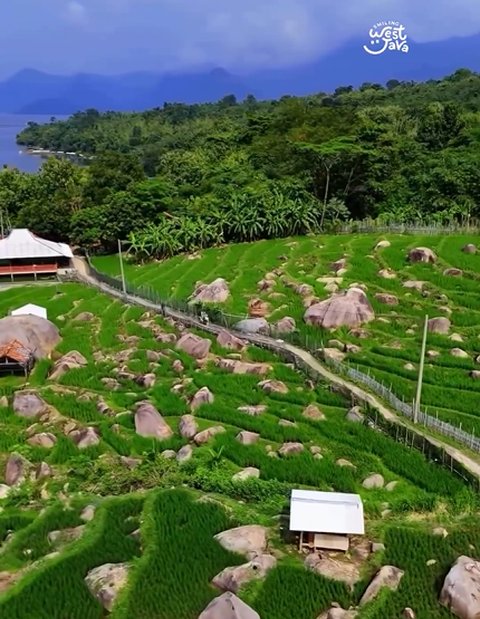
[{"left": 3, "top": 32, "right": 480, "bottom": 114}]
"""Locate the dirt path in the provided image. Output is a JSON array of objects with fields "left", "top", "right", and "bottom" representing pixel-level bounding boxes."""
[{"left": 73, "top": 257, "right": 480, "bottom": 483}]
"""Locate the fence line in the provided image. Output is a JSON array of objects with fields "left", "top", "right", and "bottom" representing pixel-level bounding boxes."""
[
  {"left": 338, "top": 219, "right": 480, "bottom": 236},
  {"left": 86, "top": 258, "right": 480, "bottom": 456}
]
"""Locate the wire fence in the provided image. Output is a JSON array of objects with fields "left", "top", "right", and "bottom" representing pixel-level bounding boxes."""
[
  {"left": 338, "top": 219, "right": 480, "bottom": 236},
  {"left": 86, "top": 258, "right": 480, "bottom": 457}
]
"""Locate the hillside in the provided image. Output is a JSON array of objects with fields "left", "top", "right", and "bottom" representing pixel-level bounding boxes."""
[
  {"left": 94, "top": 232, "right": 480, "bottom": 437},
  {"left": 0, "top": 281, "right": 477, "bottom": 618}
]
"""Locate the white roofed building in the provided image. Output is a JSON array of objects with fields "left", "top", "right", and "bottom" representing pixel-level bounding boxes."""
[
  {"left": 11, "top": 304, "right": 48, "bottom": 320},
  {"left": 289, "top": 489, "right": 364, "bottom": 552},
  {"left": 0, "top": 229, "right": 73, "bottom": 279}
]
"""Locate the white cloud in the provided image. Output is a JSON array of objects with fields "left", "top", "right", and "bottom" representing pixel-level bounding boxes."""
[{"left": 65, "top": 1, "right": 88, "bottom": 26}]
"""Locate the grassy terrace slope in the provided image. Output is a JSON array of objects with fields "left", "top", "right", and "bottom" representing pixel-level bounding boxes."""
[
  {"left": 94, "top": 233, "right": 480, "bottom": 435},
  {"left": 0, "top": 283, "right": 478, "bottom": 618}
]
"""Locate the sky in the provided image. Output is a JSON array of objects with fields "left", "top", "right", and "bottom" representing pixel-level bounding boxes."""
[{"left": 0, "top": 0, "right": 479, "bottom": 78}]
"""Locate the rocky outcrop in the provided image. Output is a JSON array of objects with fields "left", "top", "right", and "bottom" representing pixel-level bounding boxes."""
[
  {"left": 428, "top": 317, "right": 451, "bottom": 334},
  {"left": 305, "top": 554, "right": 360, "bottom": 588},
  {"left": 189, "top": 278, "right": 229, "bottom": 304},
  {"left": 305, "top": 288, "right": 374, "bottom": 330},
  {"left": 216, "top": 358, "right": 271, "bottom": 376},
  {"left": 232, "top": 467, "right": 260, "bottom": 482},
  {"left": 375, "top": 293, "right": 398, "bottom": 306},
  {"left": 440, "top": 556, "right": 480, "bottom": 619},
  {"left": 274, "top": 316, "right": 296, "bottom": 334},
  {"left": 234, "top": 318, "right": 270, "bottom": 335},
  {"left": 248, "top": 298, "right": 269, "bottom": 318},
  {"left": 190, "top": 386, "right": 214, "bottom": 410},
  {"left": 50, "top": 350, "right": 88, "bottom": 381},
  {"left": 179, "top": 415, "right": 198, "bottom": 440},
  {"left": 408, "top": 247, "right": 437, "bottom": 263},
  {"left": 214, "top": 525, "right": 268, "bottom": 557},
  {"left": 84, "top": 562, "right": 129, "bottom": 612},
  {"left": 13, "top": 391, "right": 47, "bottom": 418},
  {"left": 193, "top": 426, "right": 225, "bottom": 445},
  {"left": 134, "top": 401, "right": 173, "bottom": 440},
  {"left": 0, "top": 314, "right": 61, "bottom": 359},
  {"left": 359, "top": 565, "right": 404, "bottom": 605},
  {"left": 27, "top": 432, "right": 57, "bottom": 449},
  {"left": 212, "top": 554, "right": 276, "bottom": 593},
  {"left": 216, "top": 330, "right": 246, "bottom": 351},
  {"left": 257, "top": 379, "right": 288, "bottom": 394},
  {"left": 198, "top": 592, "right": 260, "bottom": 619},
  {"left": 176, "top": 333, "right": 211, "bottom": 359}
]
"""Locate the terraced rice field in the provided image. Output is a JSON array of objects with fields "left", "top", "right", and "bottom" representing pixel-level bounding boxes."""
[
  {"left": 0, "top": 282, "right": 478, "bottom": 618},
  {"left": 94, "top": 233, "right": 480, "bottom": 435}
]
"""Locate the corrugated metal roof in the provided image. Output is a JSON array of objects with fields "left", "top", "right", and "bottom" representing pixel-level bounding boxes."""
[
  {"left": 11, "top": 304, "right": 48, "bottom": 320},
  {"left": 289, "top": 489, "right": 364, "bottom": 535},
  {"left": 0, "top": 229, "right": 73, "bottom": 260},
  {"left": 0, "top": 339, "right": 33, "bottom": 364}
]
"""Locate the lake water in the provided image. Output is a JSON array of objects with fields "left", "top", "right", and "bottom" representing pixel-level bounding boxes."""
[{"left": 0, "top": 114, "right": 60, "bottom": 173}]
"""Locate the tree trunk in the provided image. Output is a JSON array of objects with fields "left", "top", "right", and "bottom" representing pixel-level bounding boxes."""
[{"left": 320, "top": 163, "right": 331, "bottom": 230}]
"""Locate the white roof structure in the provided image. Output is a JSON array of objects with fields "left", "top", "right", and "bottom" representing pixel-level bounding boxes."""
[
  {"left": 0, "top": 229, "right": 73, "bottom": 260},
  {"left": 11, "top": 304, "right": 48, "bottom": 320},
  {"left": 289, "top": 489, "right": 364, "bottom": 535}
]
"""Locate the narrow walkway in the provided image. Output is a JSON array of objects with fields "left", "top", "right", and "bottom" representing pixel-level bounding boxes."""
[{"left": 72, "top": 257, "right": 480, "bottom": 484}]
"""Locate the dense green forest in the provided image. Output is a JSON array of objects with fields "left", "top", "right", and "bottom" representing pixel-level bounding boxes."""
[{"left": 6, "top": 68, "right": 480, "bottom": 254}]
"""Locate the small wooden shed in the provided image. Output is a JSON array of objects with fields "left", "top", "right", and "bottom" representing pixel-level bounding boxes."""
[
  {"left": 289, "top": 489, "right": 364, "bottom": 552},
  {"left": 0, "top": 339, "right": 35, "bottom": 376}
]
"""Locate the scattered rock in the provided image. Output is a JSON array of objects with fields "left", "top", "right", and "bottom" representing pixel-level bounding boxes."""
[
  {"left": 101, "top": 377, "right": 121, "bottom": 391},
  {"left": 48, "top": 525, "right": 85, "bottom": 547},
  {"left": 13, "top": 391, "right": 47, "bottom": 418},
  {"left": 179, "top": 415, "right": 198, "bottom": 440},
  {"left": 470, "top": 371, "right": 480, "bottom": 380},
  {"left": 462, "top": 244, "right": 477, "bottom": 254},
  {"left": 120, "top": 456, "right": 141, "bottom": 469},
  {"left": 236, "top": 431, "right": 260, "bottom": 445},
  {"left": 375, "top": 293, "right": 398, "bottom": 306},
  {"left": 346, "top": 406, "right": 364, "bottom": 423},
  {"left": 191, "top": 386, "right": 214, "bottom": 410},
  {"left": 0, "top": 395, "right": 8, "bottom": 408},
  {"left": 189, "top": 278, "right": 230, "bottom": 304},
  {"left": 258, "top": 278, "right": 275, "bottom": 292},
  {"left": 49, "top": 350, "right": 88, "bottom": 380},
  {"left": 5, "top": 453, "right": 30, "bottom": 486},
  {"left": 80, "top": 505, "right": 96, "bottom": 522},
  {"left": 336, "top": 458, "right": 356, "bottom": 469},
  {"left": 248, "top": 298, "right": 269, "bottom": 318},
  {"left": 172, "top": 359, "right": 184, "bottom": 373},
  {"left": 359, "top": 565, "right": 404, "bottom": 605},
  {"left": 408, "top": 247, "right": 436, "bottom": 264},
  {"left": 403, "top": 280, "right": 426, "bottom": 291},
  {"left": 71, "top": 427, "right": 101, "bottom": 449},
  {"left": 216, "top": 358, "right": 271, "bottom": 376},
  {"left": 161, "top": 450, "right": 176, "bottom": 460},
  {"left": 27, "top": 432, "right": 57, "bottom": 449},
  {"left": 375, "top": 240, "right": 391, "bottom": 250},
  {"left": 232, "top": 467, "right": 260, "bottom": 482},
  {"left": 278, "top": 442, "right": 304, "bottom": 456},
  {"left": 310, "top": 446, "right": 322, "bottom": 455},
  {"left": 234, "top": 318, "right": 270, "bottom": 335},
  {"left": 238, "top": 405, "right": 267, "bottom": 416},
  {"left": 36, "top": 461, "right": 52, "bottom": 480},
  {"left": 74, "top": 311, "right": 94, "bottom": 322},
  {"left": 321, "top": 348, "right": 346, "bottom": 364},
  {"left": 426, "top": 559, "right": 437, "bottom": 567},
  {"left": 303, "top": 404, "right": 325, "bottom": 421},
  {"left": 305, "top": 288, "right": 374, "bottom": 330},
  {"left": 214, "top": 525, "right": 268, "bottom": 558},
  {"left": 305, "top": 554, "right": 360, "bottom": 588},
  {"left": 176, "top": 333, "right": 211, "bottom": 359},
  {"left": 216, "top": 330, "right": 246, "bottom": 351},
  {"left": 443, "top": 268, "right": 463, "bottom": 277},
  {"left": 451, "top": 348, "right": 469, "bottom": 358},
  {"left": 449, "top": 333, "right": 463, "bottom": 342},
  {"left": 279, "top": 418, "right": 296, "bottom": 427},
  {"left": 0, "top": 484, "right": 10, "bottom": 499},
  {"left": 371, "top": 542, "right": 385, "bottom": 553},
  {"left": 362, "top": 474, "right": 385, "bottom": 489},
  {"left": 212, "top": 554, "right": 276, "bottom": 593},
  {"left": 402, "top": 609, "right": 416, "bottom": 619},
  {"left": 85, "top": 563, "right": 129, "bottom": 612},
  {"left": 331, "top": 258, "right": 347, "bottom": 274},
  {"left": 176, "top": 445, "right": 193, "bottom": 463},
  {"left": 258, "top": 379, "right": 288, "bottom": 394},
  {"left": 404, "top": 363, "right": 415, "bottom": 371},
  {"left": 427, "top": 350, "right": 440, "bottom": 359},
  {"left": 427, "top": 317, "right": 451, "bottom": 334},
  {"left": 193, "top": 426, "right": 225, "bottom": 445},
  {"left": 134, "top": 401, "right": 173, "bottom": 440},
  {"left": 275, "top": 316, "right": 296, "bottom": 334},
  {"left": 378, "top": 269, "right": 397, "bottom": 279},
  {"left": 385, "top": 481, "right": 398, "bottom": 492},
  {"left": 433, "top": 527, "right": 448, "bottom": 538},
  {"left": 198, "top": 592, "right": 260, "bottom": 619},
  {"left": 440, "top": 556, "right": 480, "bottom": 619}
]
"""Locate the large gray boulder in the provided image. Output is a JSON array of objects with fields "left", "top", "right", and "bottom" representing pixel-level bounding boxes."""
[
  {"left": 134, "top": 401, "right": 173, "bottom": 440},
  {"left": 70, "top": 427, "right": 101, "bottom": 449},
  {"left": 179, "top": 415, "right": 198, "bottom": 440},
  {"left": 408, "top": 247, "right": 437, "bottom": 263},
  {"left": 189, "top": 278, "right": 230, "bottom": 304},
  {"left": 0, "top": 314, "right": 60, "bottom": 359},
  {"left": 359, "top": 565, "right": 404, "bottom": 606},
  {"left": 5, "top": 453, "right": 30, "bottom": 486},
  {"left": 305, "top": 288, "right": 374, "bottom": 330},
  {"left": 427, "top": 317, "right": 451, "bottom": 334},
  {"left": 275, "top": 316, "right": 296, "bottom": 334},
  {"left": 27, "top": 432, "right": 57, "bottom": 449},
  {"left": 234, "top": 318, "right": 270, "bottom": 335},
  {"left": 214, "top": 525, "right": 269, "bottom": 558},
  {"left": 216, "top": 330, "right": 246, "bottom": 351},
  {"left": 212, "top": 554, "right": 276, "bottom": 593},
  {"left": 176, "top": 333, "right": 211, "bottom": 359},
  {"left": 13, "top": 391, "right": 47, "bottom": 418},
  {"left": 84, "top": 563, "right": 129, "bottom": 612},
  {"left": 198, "top": 592, "right": 260, "bottom": 619},
  {"left": 440, "top": 556, "right": 480, "bottom": 619},
  {"left": 50, "top": 350, "right": 88, "bottom": 380},
  {"left": 191, "top": 387, "right": 214, "bottom": 410}
]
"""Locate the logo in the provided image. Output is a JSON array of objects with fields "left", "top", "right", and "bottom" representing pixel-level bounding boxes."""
[{"left": 363, "top": 21, "right": 409, "bottom": 55}]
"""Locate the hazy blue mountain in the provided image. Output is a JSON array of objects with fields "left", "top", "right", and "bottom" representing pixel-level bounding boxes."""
[{"left": 2, "top": 32, "right": 480, "bottom": 113}]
